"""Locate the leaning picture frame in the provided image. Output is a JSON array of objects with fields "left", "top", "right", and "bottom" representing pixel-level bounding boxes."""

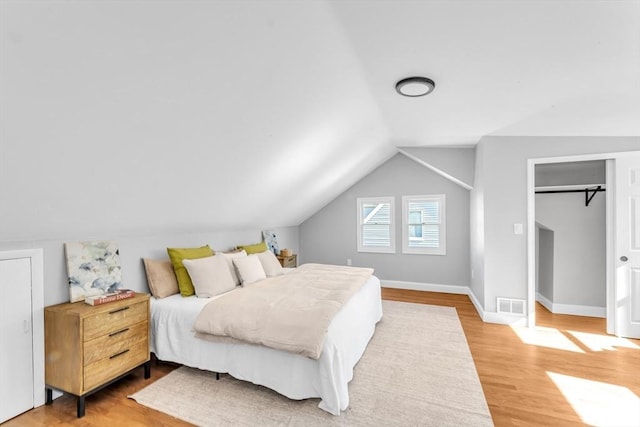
[
  {"left": 64, "top": 240, "right": 123, "bottom": 303},
  {"left": 261, "top": 230, "right": 280, "bottom": 255}
]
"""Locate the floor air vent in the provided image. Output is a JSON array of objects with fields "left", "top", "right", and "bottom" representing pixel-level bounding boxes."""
[{"left": 497, "top": 298, "right": 526, "bottom": 315}]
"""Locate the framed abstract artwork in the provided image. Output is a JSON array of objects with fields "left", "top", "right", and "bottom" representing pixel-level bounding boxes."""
[
  {"left": 64, "top": 240, "right": 122, "bottom": 302},
  {"left": 261, "top": 230, "right": 280, "bottom": 255}
]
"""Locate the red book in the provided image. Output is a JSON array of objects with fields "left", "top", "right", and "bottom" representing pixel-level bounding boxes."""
[{"left": 84, "top": 289, "right": 135, "bottom": 306}]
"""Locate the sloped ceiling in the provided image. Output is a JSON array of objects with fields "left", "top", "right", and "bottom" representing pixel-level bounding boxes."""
[
  {"left": 331, "top": 0, "right": 640, "bottom": 144},
  {"left": 1, "top": 1, "right": 638, "bottom": 242}
]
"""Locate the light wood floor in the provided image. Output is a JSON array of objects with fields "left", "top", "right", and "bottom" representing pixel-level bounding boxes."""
[{"left": 5, "top": 289, "right": 639, "bottom": 426}]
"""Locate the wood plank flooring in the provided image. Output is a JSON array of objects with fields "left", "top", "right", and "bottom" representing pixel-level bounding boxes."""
[{"left": 5, "top": 289, "right": 639, "bottom": 426}]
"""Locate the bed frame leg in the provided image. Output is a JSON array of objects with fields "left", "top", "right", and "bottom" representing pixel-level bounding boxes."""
[{"left": 216, "top": 372, "right": 220, "bottom": 380}]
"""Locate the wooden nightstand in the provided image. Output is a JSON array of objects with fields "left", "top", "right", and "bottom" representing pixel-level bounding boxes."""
[
  {"left": 277, "top": 254, "right": 297, "bottom": 268},
  {"left": 44, "top": 293, "right": 150, "bottom": 417}
]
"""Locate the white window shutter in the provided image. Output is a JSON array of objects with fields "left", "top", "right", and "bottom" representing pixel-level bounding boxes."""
[
  {"left": 402, "top": 195, "right": 446, "bottom": 255},
  {"left": 357, "top": 197, "right": 395, "bottom": 253}
]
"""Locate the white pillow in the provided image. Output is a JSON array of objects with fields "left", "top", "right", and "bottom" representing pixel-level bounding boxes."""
[
  {"left": 218, "top": 250, "right": 247, "bottom": 286},
  {"left": 233, "top": 255, "right": 266, "bottom": 285},
  {"left": 256, "top": 250, "right": 285, "bottom": 277},
  {"left": 182, "top": 255, "right": 236, "bottom": 298}
]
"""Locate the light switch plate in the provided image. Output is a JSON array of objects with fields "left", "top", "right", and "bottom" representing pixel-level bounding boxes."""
[{"left": 514, "top": 223, "right": 523, "bottom": 235}]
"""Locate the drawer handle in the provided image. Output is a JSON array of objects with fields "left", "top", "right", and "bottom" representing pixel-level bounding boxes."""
[
  {"left": 110, "top": 349, "right": 130, "bottom": 359},
  {"left": 108, "top": 306, "right": 130, "bottom": 315},
  {"left": 109, "top": 328, "right": 129, "bottom": 337}
]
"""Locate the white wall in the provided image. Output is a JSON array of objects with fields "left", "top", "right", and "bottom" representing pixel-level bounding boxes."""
[
  {"left": 472, "top": 136, "right": 640, "bottom": 314},
  {"left": 0, "top": 227, "right": 298, "bottom": 306},
  {"left": 536, "top": 192, "right": 605, "bottom": 307},
  {"left": 300, "top": 153, "right": 470, "bottom": 287}
]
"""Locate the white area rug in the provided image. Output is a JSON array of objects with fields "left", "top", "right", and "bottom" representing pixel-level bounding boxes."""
[{"left": 130, "top": 301, "right": 493, "bottom": 426}]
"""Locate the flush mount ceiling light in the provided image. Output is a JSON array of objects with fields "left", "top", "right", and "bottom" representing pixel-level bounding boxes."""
[{"left": 395, "top": 77, "right": 435, "bottom": 97}]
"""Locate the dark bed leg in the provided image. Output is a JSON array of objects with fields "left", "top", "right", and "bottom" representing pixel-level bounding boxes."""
[{"left": 216, "top": 372, "right": 220, "bottom": 380}]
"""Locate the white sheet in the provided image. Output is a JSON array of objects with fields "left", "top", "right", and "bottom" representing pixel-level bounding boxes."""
[{"left": 150, "top": 274, "right": 382, "bottom": 415}]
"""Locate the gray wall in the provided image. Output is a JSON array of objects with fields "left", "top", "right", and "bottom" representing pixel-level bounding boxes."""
[
  {"left": 300, "top": 153, "right": 470, "bottom": 286},
  {"left": 535, "top": 161, "right": 605, "bottom": 187},
  {"left": 472, "top": 136, "right": 640, "bottom": 313},
  {"left": 0, "top": 226, "right": 298, "bottom": 307},
  {"left": 535, "top": 225, "right": 554, "bottom": 302},
  {"left": 536, "top": 192, "right": 605, "bottom": 307}
]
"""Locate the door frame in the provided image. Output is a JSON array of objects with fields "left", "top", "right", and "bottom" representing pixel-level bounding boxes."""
[
  {"left": 0, "top": 249, "right": 45, "bottom": 408},
  {"left": 526, "top": 151, "right": 638, "bottom": 331}
]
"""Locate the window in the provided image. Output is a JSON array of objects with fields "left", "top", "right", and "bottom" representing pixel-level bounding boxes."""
[
  {"left": 402, "top": 195, "right": 445, "bottom": 255},
  {"left": 357, "top": 197, "right": 395, "bottom": 253}
]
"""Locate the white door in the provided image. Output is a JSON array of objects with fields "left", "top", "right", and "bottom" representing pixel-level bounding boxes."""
[
  {"left": 0, "top": 257, "right": 34, "bottom": 423},
  {"left": 615, "top": 154, "right": 640, "bottom": 339}
]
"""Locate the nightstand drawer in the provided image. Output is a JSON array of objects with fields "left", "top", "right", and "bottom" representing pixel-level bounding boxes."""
[
  {"left": 84, "top": 340, "right": 148, "bottom": 391},
  {"left": 83, "top": 301, "right": 148, "bottom": 341},
  {"left": 277, "top": 254, "right": 297, "bottom": 268},
  {"left": 83, "top": 321, "right": 148, "bottom": 366}
]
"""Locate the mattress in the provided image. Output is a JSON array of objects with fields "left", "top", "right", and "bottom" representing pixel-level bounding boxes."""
[{"left": 150, "top": 273, "right": 383, "bottom": 415}]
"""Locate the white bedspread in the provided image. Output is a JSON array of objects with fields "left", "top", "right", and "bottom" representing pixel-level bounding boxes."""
[
  {"left": 150, "top": 273, "right": 382, "bottom": 415},
  {"left": 194, "top": 263, "right": 374, "bottom": 359}
]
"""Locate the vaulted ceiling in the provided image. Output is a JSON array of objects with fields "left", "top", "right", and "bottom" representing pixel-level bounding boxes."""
[{"left": 1, "top": 1, "right": 638, "bottom": 242}]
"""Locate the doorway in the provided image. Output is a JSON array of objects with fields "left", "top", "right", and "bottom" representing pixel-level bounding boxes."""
[
  {"left": 534, "top": 160, "right": 607, "bottom": 318},
  {"left": 527, "top": 152, "right": 627, "bottom": 333}
]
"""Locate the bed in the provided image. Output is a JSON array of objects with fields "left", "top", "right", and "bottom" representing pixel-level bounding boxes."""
[{"left": 149, "top": 269, "right": 382, "bottom": 415}]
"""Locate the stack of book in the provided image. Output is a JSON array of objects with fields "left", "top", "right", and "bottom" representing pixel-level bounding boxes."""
[{"left": 84, "top": 289, "right": 135, "bottom": 306}]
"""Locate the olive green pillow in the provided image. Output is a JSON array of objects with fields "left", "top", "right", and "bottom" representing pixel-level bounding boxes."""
[
  {"left": 237, "top": 241, "right": 268, "bottom": 254},
  {"left": 167, "top": 245, "right": 214, "bottom": 296}
]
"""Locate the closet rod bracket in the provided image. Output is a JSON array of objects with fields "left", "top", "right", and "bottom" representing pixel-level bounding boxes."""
[{"left": 585, "top": 186, "right": 602, "bottom": 207}]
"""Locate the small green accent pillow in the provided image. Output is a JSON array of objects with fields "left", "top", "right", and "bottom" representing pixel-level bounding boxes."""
[
  {"left": 237, "top": 241, "right": 268, "bottom": 255},
  {"left": 167, "top": 245, "right": 214, "bottom": 296}
]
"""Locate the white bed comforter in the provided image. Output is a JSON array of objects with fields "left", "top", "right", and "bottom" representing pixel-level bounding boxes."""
[
  {"left": 150, "top": 271, "right": 382, "bottom": 415},
  {"left": 193, "top": 263, "right": 374, "bottom": 359}
]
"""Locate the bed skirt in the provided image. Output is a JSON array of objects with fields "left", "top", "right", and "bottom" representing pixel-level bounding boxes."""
[{"left": 150, "top": 275, "right": 383, "bottom": 415}]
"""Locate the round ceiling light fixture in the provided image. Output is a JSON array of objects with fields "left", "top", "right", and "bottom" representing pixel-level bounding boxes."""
[{"left": 395, "top": 76, "right": 436, "bottom": 97}]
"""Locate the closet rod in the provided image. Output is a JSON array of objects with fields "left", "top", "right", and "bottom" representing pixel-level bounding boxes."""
[
  {"left": 534, "top": 188, "right": 606, "bottom": 194},
  {"left": 535, "top": 185, "right": 604, "bottom": 207}
]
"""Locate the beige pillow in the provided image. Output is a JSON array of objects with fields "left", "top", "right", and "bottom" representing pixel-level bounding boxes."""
[
  {"left": 167, "top": 245, "right": 215, "bottom": 297},
  {"left": 218, "top": 250, "right": 247, "bottom": 286},
  {"left": 233, "top": 255, "right": 266, "bottom": 285},
  {"left": 256, "top": 250, "right": 285, "bottom": 277},
  {"left": 182, "top": 255, "right": 236, "bottom": 298},
  {"left": 142, "top": 258, "right": 179, "bottom": 298}
]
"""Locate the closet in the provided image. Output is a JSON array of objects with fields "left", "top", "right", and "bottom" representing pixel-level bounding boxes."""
[
  {"left": 534, "top": 160, "right": 606, "bottom": 316},
  {"left": 0, "top": 250, "right": 43, "bottom": 423}
]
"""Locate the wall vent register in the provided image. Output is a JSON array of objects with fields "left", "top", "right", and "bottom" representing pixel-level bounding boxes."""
[{"left": 497, "top": 297, "right": 526, "bottom": 315}]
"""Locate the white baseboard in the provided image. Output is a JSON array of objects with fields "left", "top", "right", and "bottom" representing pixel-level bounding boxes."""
[
  {"left": 482, "top": 311, "right": 528, "bottom": 326},
  {"left": 382, "top": 280, "right": 528, "bottom": 325},
  {"left": 466, "top": 288, "right": 484, "bottom": 319},
  {"left": 536, "top": 293, "right": 605, "bottom": 318},
  {"left": 382, "top": 280, "right": 468, "bottom": 294},
  {"left": 385, "top": 281, "right": 605, "bottom": 323},
  {"left": 536, "top": 292, "right": 553, "bottom": 312}
]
